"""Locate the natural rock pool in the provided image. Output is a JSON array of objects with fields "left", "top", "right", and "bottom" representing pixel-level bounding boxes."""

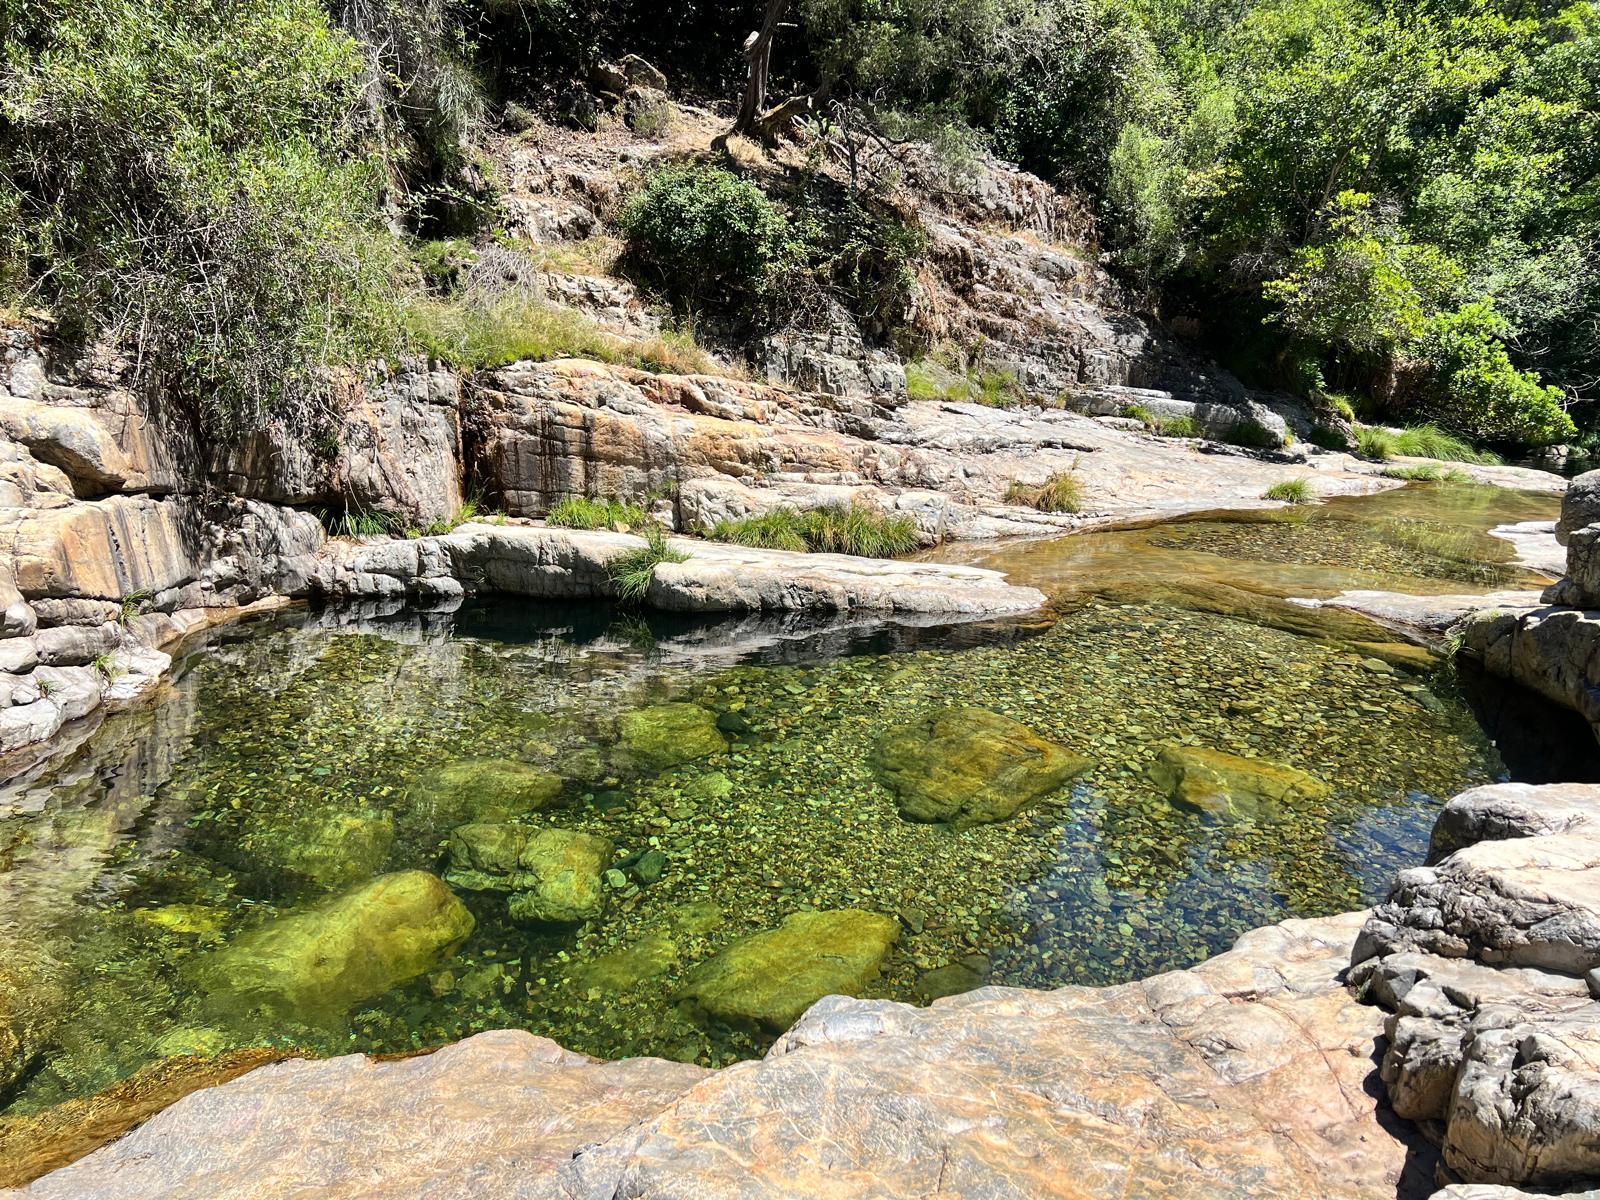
[{"left": 0, "top": 483, "right": 1562, "bottom": 1115}]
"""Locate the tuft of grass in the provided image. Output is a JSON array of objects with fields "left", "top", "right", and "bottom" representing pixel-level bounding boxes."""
[
  {"left": 1154, "top": 414, "right": 1198, "bottom": 438},
  {"left": 1356, "top": 423, "right": 1499, "bottom": 465},
  {"left": 1006, "top": 471, "right": 1085, "bottom": 513},
  {"left": 547, "top": 496, "right": 649, "bottom": 532},
  {"left": 608, "top": 526, "right": 690, "bottom": 605},
  {"left": 419, "top": 496, "right": 490, "bottom": 537},
  {"left": 323, "top": 507, "right": 408, "bottom": 539},
  {"left": 705, "top": 504, "right": 921, "bottom": 558},
  {"left": 1120, "top": 403, "right": 1155, "bottom": 427},
  {"left": 1262, "top": 478, "right": 1314, "bottom": 504},
  {"left": 91, "top": 652, "right": 125, "bottom": 682},
  {"left": 904, "top": 359, "right": 1023, "bottom": 407},
  {"left": 1381, "top": 464, "right": 1473, "bottom": 483},
  {"left": 118, "top": 589, "right": 154, "bottom": 626}
]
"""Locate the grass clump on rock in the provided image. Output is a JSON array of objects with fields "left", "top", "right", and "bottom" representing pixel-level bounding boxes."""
[
  {"left": 1006, "top": 472, "right": 1084, "bottom": 514},
  {"left": 1262, "top": 478, "right": 1314, "bottom": 504},
  {"left": 546, "top": 496, "right": 649, "bottom": 532},
  {"left": 1381, "top": 464, "right": 1472, "bottom": 483},
  {"left": 608, "top": 526, "right": 689, "bottom": 605},
  {"left": 1356, "top": 423, "right": 1499, "bottom": 465},
  {"left": 706, "top": 504, "right": 920, "bottom": 558}
]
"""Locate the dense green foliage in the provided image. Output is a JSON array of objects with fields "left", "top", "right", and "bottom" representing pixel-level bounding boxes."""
[{"left": 0, "top": 0, "right": 399, "bottom": 437}]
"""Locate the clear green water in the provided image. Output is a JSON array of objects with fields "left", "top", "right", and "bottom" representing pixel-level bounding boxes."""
[{"left": 0, "top": 483, "right": 1558, "bottom": 1113}]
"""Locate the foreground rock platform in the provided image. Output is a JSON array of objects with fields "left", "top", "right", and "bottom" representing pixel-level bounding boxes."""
[{"left": 2, "top": 910, "right": 1428, "bottom": 1200}]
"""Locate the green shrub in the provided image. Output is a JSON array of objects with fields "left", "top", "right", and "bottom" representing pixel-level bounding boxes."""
[
  {"left": 619, "top": 163, "right": 790, "bottom": 311},
  {"left": 0, "top": 0, "right": 399, "bottom": 441},
  {"left": 1308, "top": 423, "right": 1351, "bottom": 451},
  {"left": 407, "top": 298, "right": 619, "bottom": 369},
  {"left": 1262, "top": 478, "right": 1314, "bottom": 504},
  {"left": 547, "top": 496, "right": 649, "bottom": 532},
  {"left": 1416, "top": 302, "right": 1574, "bottom": 448},
  {"left": 904, "top": 361, "right": 949, "bottom": 401},
  {"left": 1006, "top": 472, "right": 1085, "bottom": 513},
  {"left": 1154, "top": 415, "right": 1198, "bottom": 438},
  {"left": 608, "top": 526, "right": 689, "bottom": 605},
  {"left": 1223, "top": 418, "right": 1279, "bottom": 449},
  {"left": 1356, "top": 425, "right": 1399, "bottom": 461},
  {"left": 904, "top": 359, "right": 1021, "bottom": 407},
  {"left": 1120, "top": 403, "right": 1155, "bottom": 427},
  {"left": 705, "top": 504, "right": 920, "bottom": 558},
  {"left": 1324, "top": 394, "right": 1357, "bottom": 422}
]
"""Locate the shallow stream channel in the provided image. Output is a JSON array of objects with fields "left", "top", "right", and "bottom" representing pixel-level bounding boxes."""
[{"left": 0, "top": 482, "right": 1572, "bottom": 1114}]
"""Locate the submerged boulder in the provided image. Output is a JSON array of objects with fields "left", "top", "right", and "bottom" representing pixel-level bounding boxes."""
[
  {"left": 407, "top": 759, "right": 564, "bottom": 827},
  {"left": 194, "top": 870, "right": 474, "bottom": 1024},
  {"left": 872, "top": 706, "right": 1090, "bottom": 829},
  {"left": 0, "top": 942, "right": 68, "bottom": 1093},
  {"left": 1150, "top": 745, "right": 1330, "bottom": 818},
  {"left": 680, "top": 909, "right": 899, "bottom": 1033},
  {"left": 445, "top": 824, "right": 613, "bottom": 924},
  {"left": 239, "top": 808, "right": 395, "bottom": 890},
  {"left": 617, "top": 703, "right": 727, "bottom": 770}
]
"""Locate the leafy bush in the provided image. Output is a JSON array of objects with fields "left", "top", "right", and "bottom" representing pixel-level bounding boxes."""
[
  {"left": 1120, "top": 403, "right": 1155, "bottom": 427},
  {"left": 619, "top": 163, "right": 791, "bottom": 311},
  {"left": 1416, "top": 303, "right": 1574, "bottom": 447},
  {"left": 1262, "top": 478, "right": 1314, "bottom": 504},
  {"left": 547, "top": 496, "right": 649, "bottom": 531},
  {"left": 706, "top": 504, "right": 920, "bottom": 558},
  {"left": 608, "top": 526, "right": 689, "bottom": 605},
  {"left": 1006, "top": 472, "right": 1084, "bottom": 514},
  {"left": 0, "top": 0, "right": 399, "bottom": 440}
]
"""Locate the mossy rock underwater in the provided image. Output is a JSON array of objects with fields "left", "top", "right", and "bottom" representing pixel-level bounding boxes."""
[
  {"left": 617, "top": 703, "right": 729, "bottom": 770},
  {"left": 1149, "top": 744, "right": 1330, "bottom": 819},
  {"left": 406, "top": 759, "right": 565, "bottom": 827},
  {"left": 191, "top": 871, "right": 475, "bottom": 1025},
  {"left": 678, "top": 908, "right": 900, "bottom": 1033},
  {"left": 444, "top": 824, "right": 614, "bottom": 924},
  {"left": 872, "top": 706, "right": 1091, "bottom": 829}
]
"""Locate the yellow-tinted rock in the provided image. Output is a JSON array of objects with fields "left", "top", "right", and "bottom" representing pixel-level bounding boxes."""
[
  {"left": 873, "top": 706, "right": 1090, "bottom": 829},
  {"left": 194, "top": 871, "right": 474, "bottom": 1023},
  {"left": 1151, "top": 745, "right": 1330, "bottom": 818},
  {"left": 408, "top": 759, "right": 564, "bottom": 827},
  {"left": 445, "top": 825, "right": 613, "bottom": 924},
  {"left": 681, "top": 909, "right": 899, "bottom": 1033},
  {"left": 618, "top": 703, "right": 727, "bottom": 770}
]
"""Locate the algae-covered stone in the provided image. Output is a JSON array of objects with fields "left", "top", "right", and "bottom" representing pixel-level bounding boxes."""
[
  {"left": 132, "top": 904, "right": 230, "bottom": 942},
  {"left": 1150, "top": 744, "right": 1330, "bottom": 818},
  {"left": 408, "top": 759, "right": 564, "bottom": 826},
  {"left": 194, "top": 871, "right": 474, "bottom": 1024},
  {"left": 680, "top": 909, "right": 899, "bottom": 1033},
  {"left": 574, "top": 930, "right": 679, "bottom": 993},
  {"left": 445, "top": 824, "right": 613, "bottom": 924},
  {"left": 240, "top": 809, "right": 394, "bottom": 890},
  {"left": 873, "top": 706, "right": 1090, "bottom": 829},
  {"left": 618, "top": 703, "right": 727, "bottom": 770},
  {"left": 0, "top": 942, "right": 67, "bottom": 1093}
]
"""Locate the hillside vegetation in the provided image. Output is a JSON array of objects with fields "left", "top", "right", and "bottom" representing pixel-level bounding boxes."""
[{"left": 1, "top": 0, "right": 1595, "bottom": 456}]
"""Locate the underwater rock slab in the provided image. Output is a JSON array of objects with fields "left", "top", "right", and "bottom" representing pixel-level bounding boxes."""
[
  {"left": 617, "top": 702, "right": 727, "bottom": 769},
  {"left": 444, "top": 824, "right": 613, "bottom": 924},
  {"left": 192, "top": 870, "right": 474, "bottom": 1024},
  {"left": 679, "top": 908, "right": 901, "bottom": 1034},
  {"left": 4, "top": 910, "right": 1420, "bottom": 1200},
  {"left": 872, "top": 706, "right": 1090, "bottom": 829},
  {"left": 406, "top": 758, "right": 565, "bottom": 827},
  {"left": 0, "top": 943, "right": 67, "bottom": 1095},
  {"left": 1150, "top": 744, "right": 1329, "bottom": 819}
]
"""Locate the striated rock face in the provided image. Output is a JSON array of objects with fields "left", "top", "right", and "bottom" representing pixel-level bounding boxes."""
[
  {"left": 1352, "top": 782, "right": 1600, "bottom": 1190},
  {"left": 4, "top": 909, "right": 1423, "bottom": 1200}
]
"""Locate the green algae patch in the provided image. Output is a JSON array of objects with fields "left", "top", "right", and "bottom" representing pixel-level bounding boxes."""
[
  {"left": 445, "top": 825, "right": 614, "bottom": 924},
  {"left": 193, "top": 871, "right": 474, "bottom": 1024},
  {"left": 408, "top": 759, "right": 564, "bottom": 826},
  {"left": 1150, "top": 745, "right": 1330, "bottom": 819},
  {"left": 873, "top": 706, "right": 1091, "bottom": 829},
  {"left": 130, "top": 905, "right": 230, "bottom": 943},
  {"left": 618, "top": 703, "right": 727, "bottom": 770},
  {"left": 680, "top": 909, "right": 900, "bottom": 1033},
  {"left": 239, "top": 808, "right": 395, "bottom": 891}
]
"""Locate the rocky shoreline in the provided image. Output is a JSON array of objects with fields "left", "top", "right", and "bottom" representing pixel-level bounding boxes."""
[{"left": 5, "top": 777, "right": 1597, "bottom": 1199}]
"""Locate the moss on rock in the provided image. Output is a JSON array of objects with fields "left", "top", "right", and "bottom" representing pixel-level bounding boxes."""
[
  {"left": 1150, "top": 744, "right": 1330, "bottom": 818},
  {"left": 873, "top": 706, "right": 1090, "bottom": 829},
  {"left": 680, "top": 909, "right": 900, "bottom": 1033},
  {"left": 445, "top": 824, "right": 614, "bottom": 924},
  {"left": 407, "top": 759, "right": 565, "bottom": 827},
  {"left": 618, "top": 703, "right": 728, "bottom": 770}
]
